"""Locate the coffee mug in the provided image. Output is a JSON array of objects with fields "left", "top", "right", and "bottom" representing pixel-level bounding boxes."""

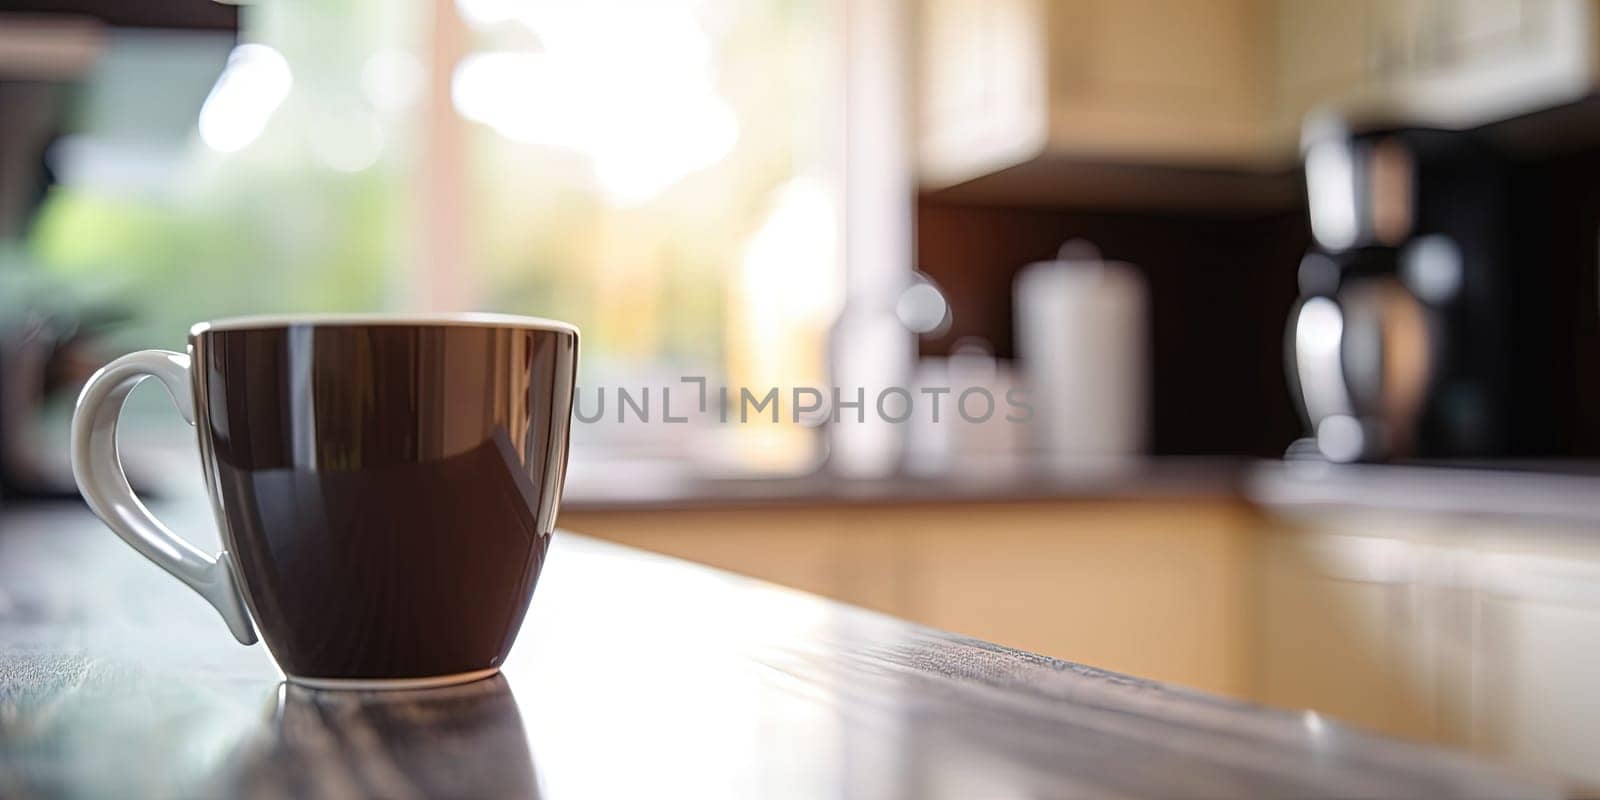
[{"left": 71, "top": 313, "right": 578, "bottom": 689}]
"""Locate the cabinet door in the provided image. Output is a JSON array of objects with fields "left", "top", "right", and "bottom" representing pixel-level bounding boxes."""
[
  {"left": 1430, "top": 0, "right": 1536, "bottom": 65},
  {"left": 917, "top": 0, "right": 1049, "bottom": 186},
  {"left": 1377, "top": 0, "right": 1596, "bottom": 127},
  {"left": 898, "top": 502, "right": 1257, "bottom": 697},
  {"left": 1060, "top": 0, "right": 1264, "bottom": 112},
  {"left": 1042, "top": 0, "right": 1277, "bottom": 164},
  {"left": 1254, "top": 531, "right": 1442, "bottom": 742},
  {"left": 1470, "top": 551, "right": 1600, "bottom": 785},
  {"left": 1273, "top": 0, "right": 1373, "bottom": 121}
]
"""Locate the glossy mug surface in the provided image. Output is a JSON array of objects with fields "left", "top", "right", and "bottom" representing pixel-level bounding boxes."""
[{"left": 70, "top": 313, "right": 579, "bottom": 688}]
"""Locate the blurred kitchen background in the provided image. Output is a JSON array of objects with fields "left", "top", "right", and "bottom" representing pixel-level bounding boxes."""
[{"left": 6, "top": 0, "right": 1600, "bottom": 786}]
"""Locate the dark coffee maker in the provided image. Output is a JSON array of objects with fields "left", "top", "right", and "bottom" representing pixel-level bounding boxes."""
[{"left": 1287, "top": 113, "right": 1581, "bottom": 463}]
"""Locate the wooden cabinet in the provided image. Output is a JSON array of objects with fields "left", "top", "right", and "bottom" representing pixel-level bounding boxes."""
[
  {"left": 917, "top": 0, "right": 1281, "bottom": 189},
  {"left": 917, "top": 0, "right": 1049, "bottom": 188},
  {"left": 1273, "top": 1, "right": 1372, "bottom": 122},
  {"left": 1255, "top": 529, "right": 1442, "bottom": 742},
  {"left": 1041, "top": 0, "right": 1274, "bottom": 165},
  {"left": 1256, "top": 515, "right": 1600, "bottom": 785},
  {"left": 1468, "top": 550, "right": 1600, "bottom": 782},
  {"left": 1348, "top": 0, "right": 1599, "bottom": 128},
  {"left": 916, "top": 0, "right": 1600, "bottom": 196},
  {"left": 562, "top": 499, "right": 1261, "bottom": 697}
]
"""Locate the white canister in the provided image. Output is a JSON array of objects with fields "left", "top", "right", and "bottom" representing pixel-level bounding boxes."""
[
  {"left": 904, "top": 347, "right": 1028, "bottom": 477},
  {"left": 1013, "top": 246, "right": 1148, "bottom": 461}
]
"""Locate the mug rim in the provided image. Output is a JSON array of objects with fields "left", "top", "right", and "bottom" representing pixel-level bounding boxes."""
[{"left": 190, "top": 312, "right": 579, "bottom": 337}]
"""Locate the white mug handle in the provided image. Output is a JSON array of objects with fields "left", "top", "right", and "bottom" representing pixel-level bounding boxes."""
[{"left": 70, "top": 349, "right": 256, "bottom": 644}]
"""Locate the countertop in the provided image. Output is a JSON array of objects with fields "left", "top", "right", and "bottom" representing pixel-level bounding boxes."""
[
  {"left": 1247, "top": 459, "right": 1600, "bottom": 527},
  {"left": 564, "top": 453, "right": 1600, "bottom": 528},
  {"left": 560, "top": 455, "right": 1244, "bottom": 511},
  {"left": 0, "top": 503, "right": 1572, "bottom": 798}
]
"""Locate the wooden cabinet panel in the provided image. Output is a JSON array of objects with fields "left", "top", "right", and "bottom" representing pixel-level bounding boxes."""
[
  {"left": 1273, "top": 1, "right": 1372, "bottom": 119},
  {"left": 895, "top": 503, "right": 1256, "bottom": 696},
  {"left": 1256, "top": 516, "right": 1600, "bottom": 784},
  {"left": 1370, "top": 0, "right": 1595, "bottom": 127},
  {"left": 1070, "top": 0, "right": 1265, "bottom": 109},
  {"left": 562, "top": 500, "right": 1259, "bottom": 696},
  {"left": 1254, "top": 532, "right": 1440, "bottom": 741},
  {"left": 1468, "top": 548, "right": 1600, "bottom": 783},
  {"left": 1473, "top": 596, "right": 1600, "bottom": 782},
  {"left": 917, "top": 0, "right": 1048, "bottom": 186},
  {"left": 1040, "top": 0, "right": 1276, "bottom": 165},
  {"left": 916, "top": 0, "right": 1600, "bottom": 197}
]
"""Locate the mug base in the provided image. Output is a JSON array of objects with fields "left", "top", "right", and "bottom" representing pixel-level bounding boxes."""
[{"left": 286, "top": 666, "right": 502, "bottom": 691}]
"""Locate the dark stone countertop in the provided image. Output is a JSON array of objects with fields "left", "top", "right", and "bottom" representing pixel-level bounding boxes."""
[{"left": 0, "top": 503, "right": 1573, "bottom": 798}]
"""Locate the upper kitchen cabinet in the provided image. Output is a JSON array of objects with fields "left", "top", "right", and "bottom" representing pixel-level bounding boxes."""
[
  {"left": 1354, "top": 0, "right": 1599, "bottom": 129},
  {"left": 916, "top": 0, "right": 1600, "bottom": 205},
  {"left": 917, "top": 0, "right": 1281, "bottom": 192},
  {"left": 1038, "top": 0, "right": 1276, "bottom": 167},
  {"left": 917, "top": 0, "right": 1053, "bottom": 190}
]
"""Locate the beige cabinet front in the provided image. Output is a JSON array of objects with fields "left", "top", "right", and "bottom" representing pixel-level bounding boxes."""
[{"left": 915, "top": 0, "right": 1600, "bottom": 193}]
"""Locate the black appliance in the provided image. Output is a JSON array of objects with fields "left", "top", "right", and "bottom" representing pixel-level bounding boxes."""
[{"left": 1287, "top": 113, "right": 1591, "bottom": 463}]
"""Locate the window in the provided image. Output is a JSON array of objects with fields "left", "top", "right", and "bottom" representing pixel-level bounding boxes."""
[{"left": 29, "top": 0, "right": 845, "bottom": 469}]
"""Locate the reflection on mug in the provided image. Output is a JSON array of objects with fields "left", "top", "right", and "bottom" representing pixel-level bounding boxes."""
[{"left": 219, "top": 675, "right": 539, "bottom": 797}]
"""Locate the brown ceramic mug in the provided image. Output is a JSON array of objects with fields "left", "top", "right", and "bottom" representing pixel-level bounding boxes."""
[{"left": 71, "top": 313, "right": 579, "bottom": 689}]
